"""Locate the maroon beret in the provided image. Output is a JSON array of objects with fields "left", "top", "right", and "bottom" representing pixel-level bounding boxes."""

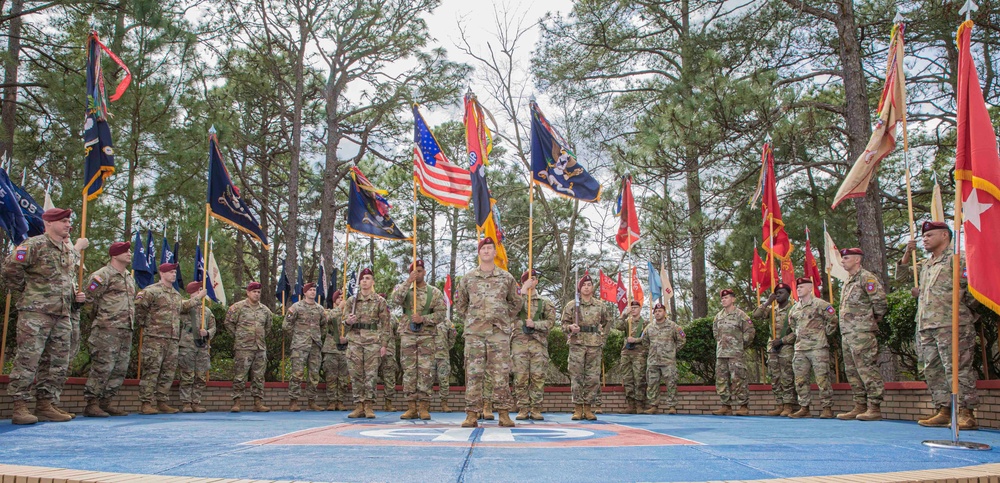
[
  {"left": 408, "top": 259, "right": 425, "bottom": 271},
  {"left": 653, "top": 302, "right": 666, "bottom": 311},
  {"left": 577, "top": 273, "right": 593, "bottom": 291},
  {"left": 477, "top": 237, "right": 495, "bottom": 250},
  {"left": 359, "top": 267, "right": 374, "bottom": 279},
  {"left": 720, "top": 289, "right": 735, "bottom": 298},
  {"left": 520, "top": 269, "right": 539, "bottom": 284},
  {"left": 108, "top": 241, "right": 130, "bottom": 257},
  {"left": 158, "top": 263, "right": 178, "bottom": 273},
  {"left": 330, "top": 290, "right": 343, "bottom": 302},
  {"left": 795, "top": 277, "right": 814, "bottom": 286},
  {"left": 840, "top": 247, "right": 863, "bottom": 256},
  {"left": 922, "top": 221, "right": 950, "bottom": 234},
  {"left": 247, "top": 282, "right": 262, "bottom": 291},
  {"left": 42, "top": 208, "right": 72, "bottom": 222},
  {"left": 630, "top": 300, "right": 641, "bottom": 307},
  {"left": 775, "top": 283, "right": 792, "bottom": 292},
  {"left": 185, "top": 281, "right": 201, "bottom": 294},
  {"left": 302, "top": 283, "right": 316, "bottom": 293}
]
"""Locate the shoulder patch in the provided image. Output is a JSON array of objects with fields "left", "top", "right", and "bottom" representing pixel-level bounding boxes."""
[
  {"left": 826, "top": 305, "right": 835, "bottom": 314},
  {"left": 865, "top": 279, "right": 877, "bottom": 293},
  {"left": 963, "top": 267, "right": 968, "bottom": 279},
  {"left": 678, "top": 328, "right": 686, "bottom": 338},
  {"left": 14, "top": 245, "right": 27, "bottom": 262},
  {"left": 88, "top": 279, "right": 102, "bottom": 291},
  {"left": 136, "top": 291, "right": 145, "bottom": 300}
]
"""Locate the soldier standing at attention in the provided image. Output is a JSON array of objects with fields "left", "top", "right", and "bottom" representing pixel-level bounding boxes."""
[
  {"left": 563, "top": 273, "right": 614, "bottom": 421},
  {"left": 454, "top": 238, "right": 523, "bottom": 428},
  {"left": 178, "top": 281, "right": 216, "bottom": 413},
  {"left": 752, "top": 283, "right": 797, "bottom": 417},
  {"left": 712, "top": 289, "right": 755, "bottom": 416},
  {"left": 82, "top": 241, "right": 135, "bottom": 417},
  {"left": 785, "top": 278, "right": 837, "bottom": 419},
  {"left": 643, "top": 302, "right": 686, "bottom": 414},
  {"left": 227, "top": 282, "right": 273, "bottom": 413},
  {"left": 379, "top": 309, "right": 399, "bottom": 412},
  {"left": 905, "top": 221, "right": 980, "bottom": 430},
  {"left": 511, "top": 269, "right": 553, "bottom": 421},
  {"left": 285, "top": 282, "right": 325, "bottom": 412},
  {"left": 836, "top": 247, "right": 888, "bottom": 421},
  {"left": 433, "top": 304, "right": 456, "bottom": 412},
  {"left": 135, "top": 263, "right": 206, "bottom": 415},
  {"left": 321, "top": 290, "right": 349, "bottom": 411},
  {"left": 615, "top": 300, "right": 648, "bottom": 414},
  {"left": 3, "top": 208, "right": 85, "bottom": 425},
  {"left": 392, "top": 260, "right": 446, "bottom": 420},
  {"left": 337, "top": 268, "right": 390, "bottom": 419}
]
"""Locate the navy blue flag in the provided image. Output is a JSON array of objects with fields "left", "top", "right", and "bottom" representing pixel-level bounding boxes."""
[
  {"left": 83, "top": 32, "right": 126, "bottom": 201},
  {"left": 133, "top": 230, "right": 154, "bottom": 289},
  {"left": 346, "top": 270, "right": 357, "bottom": 298},
  {"left": 193, "top": 243, "right": 205, "bottom": 284},
  {"left": 207, "top": 129, "right": 269, "bottom": 248},
  {"left": 145, "top": 230, "right": 157, "bottom": 281},
  {"left": 159, "top": 236, "right": 172, "bottom": 265},
  {"left": 346, "top": 166, "right": 408, "bottom": 240},
  {"left": 530, "top": 101, "right": 601, "bottom": 202},
  {"left": 10, "top": 179, "right": 44, "bottom": 237},
  {"left": 0, "top": 168, "right": 29, "bottom": 245},
  {"left": 292, "top": 266, "right": 304, "bottom": 303},
  {"left": 326, "top": 267, "right": 340, "bottom": 308},
  {"left": 276, "top": 261, "right": 291, "bottom": 307},
  {"left": 172, "top": 241, "right": 182, "bottom": 291}
]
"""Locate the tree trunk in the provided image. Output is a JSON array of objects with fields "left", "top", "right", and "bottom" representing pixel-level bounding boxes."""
[
  {"left": 0, "top": 0, "right": 23, "bottom": 161},
  {"left": 686, "top": 163, "right": 708, "bottom": 318},
  {"left": 320, "top": 74, "right": 341, "bottom": 282},
  {"left": 284, "top": 34, "right": 308, "bottom": 289}
]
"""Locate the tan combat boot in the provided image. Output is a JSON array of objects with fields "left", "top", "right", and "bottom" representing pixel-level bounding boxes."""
[
  {"left": 820, "top": 407, "right": 834, "bottom": 419},
  {"left": 440, "top": 398, "right": 451, "bottom": 413},
  {"left": 515, "top": 408, "right": 530, "bottom": 420},
  {"left": 181, "top": 403, "right": 194, "bottom": 413},
  {"left": 289, "top": 400, "right": 300, "bottom": 412},
  {"left": 100, "top": 398, "right": 129, "bottom": 416},
  {"left": 917, "top": 407, "right": 941, "bottom": 421},
  {"left": 594, "top": 404, "right": 603, "bottom": 414},
  {"left": 11, "top": 400, "right": 38, "bottom": 425},
  {"left": 779, "top": 403, "right": 793, "bottom": 417},
  {"left": 766, "top": 405, "right": 783, "bottom": 416},
  {"left": 139, "top": 401, "right": 159, "bottom": 415},
  {"left": 400, "top": 401, "right": 419, "bottom": 420},
  {"left": 498, "top": 411, "right": 515, "bottom": 427},
  {"left": 418, "top": 401, "right": 431, "bottom": 420},
  {"left": 583, "top": 404, "right": 597, "bottom": 420},
  {"left": 959, "top": 408, "right": 978, "bottom": 430},
  {"left": 529, "top": 407, "right": 544, "bottom": 420},
  {"left": 326, "top": 401, "right": 338, "bottom": 411},
  {"left": 335, "top": 402, "right": 346, "bottom": 411},
  {"left": 734, "top": 405, "right": 750, "bottom": 416},
  {"left": 789, "top": 406, "right": 810, "bottom": 419},
  {"left": 642, "top": 406, "right": 658, "bottom": 415},
  {"left": 711, "top": 406, "right": 731, "bottom": 416},
  {"left": 918, "top": 407, "right": 950, "bottom": 427},
  {"left": 192, "top": 404, "right": 207, "bottom": 413},
  {"left": 308, "top": 400, "right": 322, "bottom": 411},
  {"left": 625, "top": 398, "right": 637, "bottom": 414},
  {"left": 482, "top": 401, "right": 494, "bottom": 420},
  {"left": 571, "top": 404, "right": 584, "bottom": 420},
  {"left": 34, "top": 399, "right": 71, "bottom": 422},
  {"left": 666, "top": 407, "right": 678, "bottom": 415},
  {"left": 364, "top": 400, "right": 376, "bottom": 418},
  {"left": 84, "top": 398, "right": 109, "bottom": 418},
  {"left": 461, "top": 411, "right": 478, "bottom": 428},
  {"left": 347, "top": 402, "right": 365, "bottom": 418},
  {"left": 230, "top": 398, "right": 241, "bottom": 413},
  {"left": 252, "top": 397, "right": 270, "bottom": 413},
  {"left": 837, "top": 402, "right": 866, "bottom": 420},
  {"left": 856, "top": 403, "right": 881, "bottom": 421},
  {"left": 383, "top": 398, "right": 394, "bottom": 412},
  {"left": 157, "top": 401, "right": 180, "bottom": 414},
  {"left": 52, "top": 403, "right": 75, "bottom": 419}
]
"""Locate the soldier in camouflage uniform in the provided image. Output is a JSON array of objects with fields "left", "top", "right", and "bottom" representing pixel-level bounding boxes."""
[
  {"left": 227, "top": 282, "right": 274, "bottom": 412},
  {"left": 391, "top": 260, "right": 446, "bottom": 420},
  {"left": 321, "top": 290, "right": 349, "bottom": 410},
  {"left": 178, "top": 281, "right": 216, "bottom": 413},
  {"left": 334, "top": 268, "right": 390, "bottom": 419},
  {"left": 712, "top": 288, "right": 755, "bottom": 416},
  {"left": 285, "top": 283, "right": 325, "bottom": 411},
  {"left": 904, "top": 222, "right": 980, "bottom": 430},
  {"left": 783, "top": 278, "right": 837, "bottom": 419},
  {"left": 752, "top": 283, "right": 797, "bottom": 417},
  {"left": 454, "top": 238, "right": 523, "bottom": 428},
  {"left": 135, "top": 263, "right": 206, "bottom": 415},
  {"left": 615, "top": 300, "right": 648, "bottom": 413},
  {"left": 563, "top": 273, "right": 614, "bottom": 421},
  {"left": 643, "top": 302, "right": 686, "bottom": 414},
  {"left": 511, "top": 269, "right": 553, "bottom": 421},
  {"left": 82, "top": 241, "right": 135, "bottom": 417},
  {"left": 379, "top": 310, "right": 399, "bottom": 411},
  {"left": 836, "top": 247, "right": 888, "bottom": 421},
  {"left": 433, "top": 307, "right": 456, "bottom": 412},
  {"left": 2, "top": 208, "right": 85, "bottom": 425}
]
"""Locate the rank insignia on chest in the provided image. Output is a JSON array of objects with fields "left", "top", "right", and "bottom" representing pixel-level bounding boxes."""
[{"left": 865, "top": 280, "right": 876, "bottom": 293}]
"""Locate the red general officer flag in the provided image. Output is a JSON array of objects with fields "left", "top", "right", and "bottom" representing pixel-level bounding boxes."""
[
  {"left": 752, "top": 142, "right": 793, "bottom": 261},
  {"left": 599, "top": 270, "right": 617, "bottom": 303},
  {"left": 616, "top": 272, "right": 628, "bottom": 314},
  {"left": 443, "top": 274, "right": 453, "bottom": 307},
  {"left": 803, "top": 231, "right": 823, "bottom": 297},
  {"left": 955, "top": 20, "right": 1000, "bottom": 315},
  {"left": 752, "top": 245, "right": 771, "bottom": 295}
]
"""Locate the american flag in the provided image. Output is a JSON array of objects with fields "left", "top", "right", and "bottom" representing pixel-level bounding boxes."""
[{"left": 413, "top": 104, "right": 472, "bottom": 208}]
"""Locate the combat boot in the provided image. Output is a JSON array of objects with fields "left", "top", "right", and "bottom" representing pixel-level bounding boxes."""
[
  {"left": 498, "top": 411, "right": 515, "bottom": 427},
  {"left": 383, "top": 398, "right": 394, "bottom": 412},
  {"left": 326, "top": 401, "right": 338, "bottom": 411},
  {"left": 139, "top": 401, "right": 159, "bottom": 415},
  {"left": 959, "top": 408, "right": 978, "bottom": 430},
  {"left": 625, "top": 398, "right": 637, "bottom": 414},
  {"left": 100, "top": 398, "right": 129, "bottom": 416},
  {"left": 571, "top": 404, "right": 584, "bottom": 420},
  {"left": 418, "top": 401, "right": 431, "bottom": 420},
  {"left": 529, "top": 407, "right": 544, "bottom": 420},
  {"left": 461, "top": 411, "right": 478, "bottom": 428},
  {"left": 779, "top": 403, "right": 793, "bottom": 417},
  {"left": 52, "top": 403, "right": 75, "bottom": 419},
  {"left": 157, "top": 401, "right": 180, "bottom": 414},
  {"left": 856, "top": 403, "right": 881, "bottom": 421},
  {"left": 837, "top": 402, "right": 866, "bottom": 420},
  {"left": 515, "top": 408, "right": 530, "bottom": 420},
  {"left": 252, "top": 397, "right": 270, "bottom": 413},
  {"left": 335, "top": 402, "right": 346, "bottom": 411},
  {"left": 918, "top": 407, "right": 950, "bottom": 427},
  {"left": 766, "top": 404, "right": 783, "bottom": 416},
  {"left": 594, "top": 404, "right": 603, "bottom": 414},
  {"left": 583, "top": 404, "right": 597, "bottom": 420},
  {"left": 11, "top": 400, "right": 37, "bottom": 425},
  {"left": 734, "top": 404, "right": 750, "bottom": 416},
  {"left": 666, "top": 407, "right": 677, "bottom": 415},
  {"left": 308, "top": 400, "right": 322, "bottom": 411},
  {"left": 364, "top": 400, "right": 376, "bottom": 418},
  {"left": 289, "top": 400, "right": 300, "bottom": 412},
  {"left": 181, "top": 403, "right": 194, "bottom": 413},
  {"left": 347, "top": 402, "right": 365, "bottom": 418},
  {"left": 482, "top": 401, "right": 494, "bottom": 420},
  {"left": 642, "top": 406, "right": 658, "bottom": 415},
  {"left": 84, "top": 398, "right": 109, "bottom": 418},
  {"left": 400, "top": 401, "right": 419, "bottom": 420},
  {"left": 192, "top": 404, "right": 207, "bottom": 413},
  {"left": 712, "top": 405, "right": 731, "bottom": 416},
  {"left": 440, "top": 399, "right": 451, "bottom": 413},
  {"left": 820, "top": 407, "right": 834, "bottom": 419},
  {"left": 230, "top": 398, "right": 241, "bottom": 413},
  {"left": 34, "top": 399, "right": 71, "bottom": 422},
  {"left": 789, "top": 407, "right": 810, "bottom": 419}
]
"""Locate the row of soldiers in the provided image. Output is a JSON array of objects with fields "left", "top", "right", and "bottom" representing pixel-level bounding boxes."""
[{"left": 710, "top": 221, "right": 979, "bottom": 429}]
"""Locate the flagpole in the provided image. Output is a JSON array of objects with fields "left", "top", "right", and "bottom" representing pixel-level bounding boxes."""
[
  {"left": 341, "top": 228, "right": 350, "bottom": 339},
  {"left": 412, "top": 174, "right": 418, "bottom": 319},
  {"left": 78, "top": 194, "right": 88, "bottom": 288},
  {"left": 768, "top": 211, "right": 777, "bottom": 338},
  {"left": 0, "top": 291, "right": 10, "bottom": 371},
  {"left": 527, "top": 182, "right": 534, "bottom": 319},
  {"left": 201, "top": 203, "right": 210, "bottom": 333}
]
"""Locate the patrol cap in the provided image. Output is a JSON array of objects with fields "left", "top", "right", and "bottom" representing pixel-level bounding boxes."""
[
  {"left": 303, "top": 283, "right": 316, "bottom": 293},
  {"left": 719, "top": 289, "right": 735, "bottom": 298},
  {"left": 408, "top": 259, "right": 424, "bottom": 271},
  {"left": 653, "top": 302, "right": 666, "bottom": 311},
  {"left": 108, "top": 241, "right": 130, "bottom": 257},
  {"left": 840, "top": 247, "right": 863, "bottom": 256},
  {"left": 477, "top": 237, "right": 495, "bottom": 250},
  {"left": 795, "top": 277, "right": 814, "bottom": 286},
  {"left": 42, "top": 208, "right": 73, "bottom": 221},
  {"left": 520, "top": 269, "right": 539, "bottom": 284},
  {"left": 922, "top": 221, "right": 951, "bottom": 235},
  {"left": 577, "top": 273, "right": 593, "bottom": 290},
  {"left": 185, "top": 281, "right": 201, "bottom": 294},
  {"left": 774, "top": 283, "right": 792, "bottom": 293},
  {"left": 359, "top": 267, "right": 374, "bottom": 279},
  {"left": 158, "top": 263, "right": 178, "bottom": 273},
  {"left": 247, "top": 282, "right": 262, "bottom": 291}
]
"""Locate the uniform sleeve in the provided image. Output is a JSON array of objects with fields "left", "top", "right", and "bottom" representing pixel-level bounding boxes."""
[
  {"left": 428, "top": 289, "right": 447, "bottom": 325},
  {"left": 868, "top": 278, "right": 889, "bottom": 318},
  {"left": 601, "top": 304, "right": 615, "bottom": 333},
  {"left": 378, "top": 299, "right": 391, "bottom": 348},
  {"left": 958, "top": 257, "right": 981, "bottom": 311},
  {"left": 742, "top": 312, "right": 755, "bottom": 345},
  {"left": 135, "top": 290, "right": 151, "bottom": 327},
  {"left": 180, "top": 296, "right": 201, "bottom": 313},
  {"left": 779, "top": 312, "right": 796, "bottom": 345},
  {"left": 454, "top": 278, "right": 469, "bottom": 320},
  {"left": 675, "top": 325, "right": 687, "bottom": 350},
  {"left": 896, "top": 261, "right": 915, "bottom": 286},
  {"left": 225, "top": 304, "right": 240, "bottom": 335},
  {"left": 83, "top": 270, "right": 109, "bottom": 316},
  {"left": 712, "top": 314, "right": 720, "bottom": 341},
  {"left": 822, "top": 302, "right": 838, "bottom": 336},
  {"left": 613, "top": 313, "right": 628, "bottom": 332},
  {"left": 561, "top": 301, "right": 575, "bottom": 326},
  {"left": 534, "top": 299, "right": 556, "bottom": 332},
  {"left": 1, "top": 243, "right": 32, "bottom": 292},
  {"left": 505, "top": 275, "right": 523, "bottom": 319},
  {"left": 206, "top": 308, "right": 218, "bottom": 339},
  {"left": 390, "top": 282, "right": 409, "bottom": 308},
  {"left": 284, "top": 305, "right": 298, "bottom": 336},
  {"left": 264, "top": 306, "right": 274, "bottom": 332},
  {"left": 751, "top": 304, "right": 768, "bottom": 321}
]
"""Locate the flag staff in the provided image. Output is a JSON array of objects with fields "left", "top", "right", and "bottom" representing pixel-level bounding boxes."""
[
  {"left": 412, "top": 172, "right": 418, "bottom": 319},
  {"left": 895, "top": 12, "right": 919, "bottom": 289},
  {"left": 527, "top": 182, "right": 534, "bottom": 319},
  {"left": 201, "top": 126, "right": 214, "bottom": 335},
  {"left": 341, "top": 228, "right": 351, "bottom": 340}
]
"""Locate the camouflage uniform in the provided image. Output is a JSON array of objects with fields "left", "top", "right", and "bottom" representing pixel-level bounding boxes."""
[
  {"left": 753, "top": 302, "right": 796, "bottom": 406},
  {"left": 916, "top": 247, "right": 978, "bottom": 409},
  {"left": 321, "top": 309, "right": 350, "bottom": 405},
  {"left": 83, "top": 263, "right": 136, "bottom": 400},
  {"left": 511, "top": 294, "right": 555, "bottom": 410},
  {"left": 643, "top": 317, "right": 686, "bottom": 409},
  {"left": 2, "top": 234, "right": 77, "bottom": 402},
  {"left": 392, "top": 283, "right": 446, "bottom": 402},
  {"left": 713, "top": 307, "right": 755, "bottom": 407},
  {"left": 614, "top": 314, "right": 649, "bottom": 407},
  {"left": 226, "top": 299, "right": 274, "bottom": 400},
  {"left": 380, "top": 319, "right": 399, "bottom": 400},
  {"left": 785, "top": 297, "right": 837, "bottom": 409},
  {"left": 433, "top": 317, "right": 456, "bottom": 404},
  {"left": 562, "top": 297, "right": 615, "bottom": 405},
  {"left": 285, "top": 300, "right": 325, "bottom": 401},
  {"left": 135, "top": 282, "right": 199, "bottom": 404},
  {"left": 39, "top": 241, "right": 83, "bottom": 406},
  {"left": 454, "top": 267, "right": 523, "bottom": 412},
  {"left": 839, "top": 268, "right": 887, "bottom": 405},
  {"left": 178, "top": 304, "right": 216, "bottom": 405},
  {"left": 333, "top": 291, "right": 390, "bottom": 404}
]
